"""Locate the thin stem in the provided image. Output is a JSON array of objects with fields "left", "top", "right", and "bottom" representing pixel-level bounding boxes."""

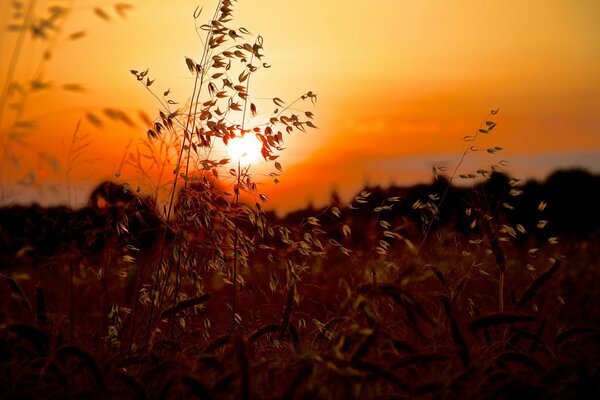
[
  {"left": 415, "top": 112, "right": 495, "bottom": 260},
  {"left": 1, "top": 0, "right": 75, "bottom": 200},
  {"left": 499, "top": 271, "right": 504, "bottom": 313},
  {"left": 0, "top": 0, "right": 37, "bottom": 131},
  {"left": 232, "top": 159, "right": 241, "bottom": 331},
  {"left": 144, "top": 73, "right": 201, "bottom": 348},
  {"left": 0, "top": 0, "right": 38, "bottom": 197},
  {"left": 144, "top": 0, "right": 223, "bottom": 347},
  {"left": 230, "top": 40, "right": 258, "bottom": 331},
  {"left": 183, "top": 0, "right": 225, "bottom": 182}
]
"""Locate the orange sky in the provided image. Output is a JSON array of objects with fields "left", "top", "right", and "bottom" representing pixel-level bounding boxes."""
[{"left": 1, "top": 0, "right": 599, "bottom": 212}]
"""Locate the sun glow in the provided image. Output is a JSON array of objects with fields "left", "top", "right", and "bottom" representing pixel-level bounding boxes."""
[{"left": 227, "top": 133, "right": 263, "bottom": 165}]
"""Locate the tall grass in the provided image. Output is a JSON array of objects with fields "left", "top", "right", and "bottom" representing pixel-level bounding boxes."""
[
  {"left": 125, "top": 0, "right": 317, "bottom": 342},
  {"left": 0, "top": 1, "right": 598, "bottom": 399}
]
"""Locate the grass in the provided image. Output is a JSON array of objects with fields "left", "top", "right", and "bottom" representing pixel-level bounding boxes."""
[
  {"left": 1, "top": 1, "right": 599, "bottom": 399},
  {"left": 1, "top": 203, "right": 599, "bottom": 398}
]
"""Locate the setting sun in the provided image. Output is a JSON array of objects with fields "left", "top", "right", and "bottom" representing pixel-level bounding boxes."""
[{"left": 226, "top": 133, "right": 263, "bottom": 166}]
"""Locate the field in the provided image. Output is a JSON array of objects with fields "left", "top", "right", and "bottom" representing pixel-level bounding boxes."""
[
  {"left": 1, "top": 1, "right": 599, "bottom": 399},
  {"left": 1, "top": 171, "right": 599, "bottom": 399}
]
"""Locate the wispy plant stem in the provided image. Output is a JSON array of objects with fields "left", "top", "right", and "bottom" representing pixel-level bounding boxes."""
[
  {"left": 232, "top": 159, "right": 241, "bottom": 331},
  {"left": 230, "top": 42, "right": 258, "bottom": 331},
  {"left": 415, "top": 111, "right": 495, "bottom": 260},
  {"left": 0, "top": 0, "right": 37, "bottom": 131},
  {"left": 0, "top": 0, "right": 37, "bottom": 196},
  {"left": 144, "top": 0, "right": 223, "bottom": 347}
]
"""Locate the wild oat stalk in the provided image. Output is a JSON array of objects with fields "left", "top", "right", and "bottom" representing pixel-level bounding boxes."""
[
  {"left": 130, "top": 0, "right": 317, "bottom": 344},
  {"left": 415, "top": 108, "right": 500, "bottom": 260},
  {"left": 411, "top": 109, "right": 509, "bottom": 312}
]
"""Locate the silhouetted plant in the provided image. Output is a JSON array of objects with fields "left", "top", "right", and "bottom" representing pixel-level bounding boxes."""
[{"left": 127, "top": 0, "right": 317, "bottom": 343}]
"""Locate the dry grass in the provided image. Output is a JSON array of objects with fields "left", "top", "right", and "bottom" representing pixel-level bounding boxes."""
[
  {"left": 1, "top": 1, "right": 599, "bottom": 399},
  {"left": 1, "top": 176, "right": 599, "bottom": 399}
]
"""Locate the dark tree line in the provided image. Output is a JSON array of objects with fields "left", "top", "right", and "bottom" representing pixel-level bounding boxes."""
[
  {"left": 279, "top": 168, "right": 600, "bottom": 249},
  {"left": 1, "top": 168, "right": 598, "bottom": 267}
]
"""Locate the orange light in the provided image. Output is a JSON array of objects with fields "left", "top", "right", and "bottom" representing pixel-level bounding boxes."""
[{"left": 227, "top": 133, "right": 262, "bottom": 165}]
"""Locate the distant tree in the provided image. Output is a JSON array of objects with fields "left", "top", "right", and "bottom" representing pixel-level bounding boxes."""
[{"left": 543, "top": 169, "right": 599, "bottom": 238}]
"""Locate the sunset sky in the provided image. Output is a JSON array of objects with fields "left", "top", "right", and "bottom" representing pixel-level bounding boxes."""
[{"left": 1, "top": 0, "right": 599, "bottom": 213}]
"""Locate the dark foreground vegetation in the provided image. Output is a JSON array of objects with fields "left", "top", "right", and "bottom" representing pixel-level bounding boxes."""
[{"left": 1, "top": 169, "right": 599, "bottom": 399}]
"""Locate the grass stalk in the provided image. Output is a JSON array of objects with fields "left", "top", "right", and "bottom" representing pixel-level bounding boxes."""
[
  {"left": 0, "top": 0, "right": 37, "bottom": 131},
  {"left": 0, "top": 0, "right": 38, "bottom": 196},
  {"left": 144, "top": 1, "right": 223, "bottom": 346},
  {"left": 415, "top": 110, "right": 497, "bottom": 260},
  {"left": 232, "top": 160, "right": 241, "bottom": 331}
]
